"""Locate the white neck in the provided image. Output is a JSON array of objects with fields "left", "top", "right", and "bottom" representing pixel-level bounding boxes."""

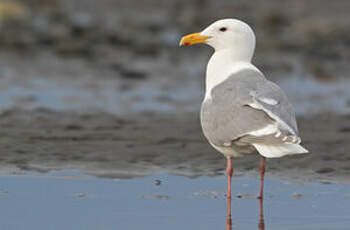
[{"left": 204, "top": 49, "right": 258, "bottom": 100}]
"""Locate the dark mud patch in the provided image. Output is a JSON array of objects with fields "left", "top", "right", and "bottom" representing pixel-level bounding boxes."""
[{"left": 0, "top": 108, "right": 349, "bottom": 183}]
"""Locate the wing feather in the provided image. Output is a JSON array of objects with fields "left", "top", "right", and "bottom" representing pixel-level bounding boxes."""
[
  {"left": 248, "top": 80, "right": 298, "bottom": 135},
  {"left": 201, "top": 68, "right": 299, "bottom": 147}
]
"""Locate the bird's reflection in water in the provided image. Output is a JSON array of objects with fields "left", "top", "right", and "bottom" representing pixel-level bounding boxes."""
[
  {"left": 258, "top": 198, "right": 265, "bottom": 230},
  {"left": 226, "top": 197, "right": 265, "bottom": 230},
  {"left": 226, "top": 214, "right": 232, "bottom": 230},
  {"left": 226, "top": 196, "right": 232, "bottom": 230}
]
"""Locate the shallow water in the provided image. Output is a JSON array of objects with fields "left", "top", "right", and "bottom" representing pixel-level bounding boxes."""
[
  {"left": 1, "top": 170, "right": 349, "bottom": 230},
  {"left": 0, "top": 61, "right": 350, "bottom": 116},
  {"left": 278, "top": 76, "right": 350, "bottom": 115}
]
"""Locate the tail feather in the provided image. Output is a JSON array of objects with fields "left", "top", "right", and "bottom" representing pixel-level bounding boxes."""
[{"left": 253, "top": 143, "right": 309, "bottom": 158}]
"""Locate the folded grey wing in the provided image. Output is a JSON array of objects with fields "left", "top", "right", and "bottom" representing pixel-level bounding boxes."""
[
  {"left": 201, "top": 69, "right": 299, "bottom": 148},
  {"left": 248, "top": 80, "right": 298, "bottom": 135},
  {"left": 201, "top": 70, "right": 275, "bottom": 146}
]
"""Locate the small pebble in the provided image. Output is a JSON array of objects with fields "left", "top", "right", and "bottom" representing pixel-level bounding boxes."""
[
  {"left": 141, "top": 194, "right": 170, "bottom": 200},
  {"left": 320, "top": 180, "right": 332, "bottom": 185},
  {"left": 74, "top": 192, "right": 94, "bottom": 198},
  {"left": 292, "top": 193, "right": 304, "bottom": 199},
  {"left": 236, "top": 193, "right": 255, "bottom": 199},
  {"left": 189, "top": 190, "right": 225, "bottom": 200}
]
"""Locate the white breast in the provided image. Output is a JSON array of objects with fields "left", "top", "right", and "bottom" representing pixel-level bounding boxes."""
[{"left": 204, "top": 51, "right": 260, "bottom": 100}]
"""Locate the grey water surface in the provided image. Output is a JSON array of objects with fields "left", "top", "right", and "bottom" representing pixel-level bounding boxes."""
[{"left": 1, "top": 170, "right": 349, "bottom": 230}]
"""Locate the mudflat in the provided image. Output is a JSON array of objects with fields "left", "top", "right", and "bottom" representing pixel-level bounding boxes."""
[{"left": 1, "top": 109, "right": 348, "bottom": 183}]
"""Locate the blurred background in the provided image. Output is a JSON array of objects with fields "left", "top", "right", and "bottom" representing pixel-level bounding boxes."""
[
  {"left": 0, "top": 0, "right": 349, "bottom": 179},
  {"left": 0, "top": 0, "right": 349, "bottom": 115}
]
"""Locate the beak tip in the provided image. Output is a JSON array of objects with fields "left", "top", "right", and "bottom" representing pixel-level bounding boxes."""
[
  {"left": 179, "top": 32, "right": 209, "bottom": 48},
  {"left": 179, "top": 42, "right": 189, "bottom": 47}
]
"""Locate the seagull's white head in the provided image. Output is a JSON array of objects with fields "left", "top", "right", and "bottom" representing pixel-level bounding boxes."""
[{"left": 180, "top": 19, "right": 256, "bottom": 61}]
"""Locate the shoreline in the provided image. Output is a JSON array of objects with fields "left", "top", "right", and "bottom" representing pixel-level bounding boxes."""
[{"left": 0, "top": 109, "right": 348, "bottom": 183}]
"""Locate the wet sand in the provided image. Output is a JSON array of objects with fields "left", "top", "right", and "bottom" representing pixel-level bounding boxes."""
[{"left": 0, "top": 108, "right": 349, "bottom": 183}]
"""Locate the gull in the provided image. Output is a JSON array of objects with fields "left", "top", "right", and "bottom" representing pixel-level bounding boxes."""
[{"left": 179, "top": 19, "right": 308, "bottom": 207}]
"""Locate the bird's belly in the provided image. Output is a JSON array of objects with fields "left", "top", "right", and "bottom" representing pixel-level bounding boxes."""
[{"left": 209, "top": 142, "right": 256, "bottom": 158}]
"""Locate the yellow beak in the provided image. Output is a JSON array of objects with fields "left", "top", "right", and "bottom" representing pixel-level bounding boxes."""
[{"left": 179, "top": 32, "right": 211, "bottom": 46}]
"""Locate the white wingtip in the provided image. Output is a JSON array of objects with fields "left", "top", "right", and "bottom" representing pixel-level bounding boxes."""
[{"left": 253, "top": 143, "right": 309, "bottom": 158}]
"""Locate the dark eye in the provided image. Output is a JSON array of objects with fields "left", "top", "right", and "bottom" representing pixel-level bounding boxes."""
[{"left": 219, "top": 27, "right": 227, "bottom": 32}]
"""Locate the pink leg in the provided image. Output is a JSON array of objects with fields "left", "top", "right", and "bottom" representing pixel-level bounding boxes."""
[
  {"left": 258, "top": 156, "right": 266, "bottom": 199},
  {"left": 258, "top": 197, "right": 265, "bottom": 230},
  {"left": 226, "top": 157, "right": 233, "bottom": 217}
]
